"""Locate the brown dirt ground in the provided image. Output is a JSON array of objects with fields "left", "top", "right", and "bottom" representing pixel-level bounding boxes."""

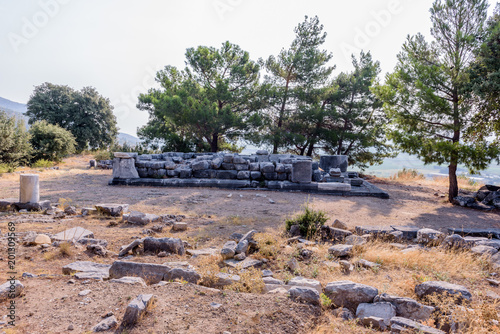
[{"left": 0, "top": 155, "right": 499, "bottom": 334}]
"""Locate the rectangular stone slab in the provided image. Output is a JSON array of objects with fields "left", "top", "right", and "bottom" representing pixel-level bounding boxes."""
[
  {"left": 448, "top": 228, "right": 500, "bottom": 239},
  {"left": 54, "top": 227, "right": 94, "bottom": 241},
  {"left": 391, "top": 226, "right": 420, "bottom": 240},
  {"left": 318, "top": 183, "right": 351, "bottom": 192},
  {"left": 109, "top": 261, "right": 172, "bottom": 284}
]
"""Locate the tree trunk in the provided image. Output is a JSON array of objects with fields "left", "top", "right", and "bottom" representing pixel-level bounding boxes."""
[
  {"left": 210, "top": 133, "right": 218, "bottom": 152},
  {"left": 448, "top": 161, "right": 458, "bottom": 202}
]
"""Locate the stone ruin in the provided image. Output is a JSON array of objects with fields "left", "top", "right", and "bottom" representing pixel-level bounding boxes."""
[{"left": 110, "top": 151, "right": 388, "bottom": 198}]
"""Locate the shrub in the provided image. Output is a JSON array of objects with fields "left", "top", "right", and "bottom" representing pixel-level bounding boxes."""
[
  {"left": 0, "top": 111, "right": 31, "bottom": 165},
  {"left": 93, "top": 150, "right": 113, "bottom": 161},
  {"left": 0, "top": 163, "right": 16, "bottom": 175},
  {"left": 29, "top": 120, "right": 76, "bottom": 162},
  {"left": 59, "top": 242, "right": 72, "bottom": 257},
  {"left": 32, "top": 159, "right": 54, "bottom": 168},
  {"left": 285, "top": 203, "right": 328, "bottom": 239},
  {"left": 390, "top": 168, "right": 425, "bottom": 181}
]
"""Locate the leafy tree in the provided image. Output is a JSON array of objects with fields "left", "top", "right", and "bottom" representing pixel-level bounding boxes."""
[
  {"left": 138, "top": 41, "right": 261, "bottom": 152},
  {"left": 257, "top": 16, "right": 334, "bottom": 154},
  {"left": 26, "top": 83, "right": 118, "bottom": 152},
  {"left": 375, "top": 0, "right": 499, "bottom": 202},
  {"left": 322, "top": 51, "right": 394, "bottom": 169},
  {"left": 467, "top": 3, "right": 500, "bottom": 137},
  {"left": 0, "top": 111, "right": 31, "bottom": 165},
  {"left": 29, "top": 120, "right": 76, "bottom": 162}
]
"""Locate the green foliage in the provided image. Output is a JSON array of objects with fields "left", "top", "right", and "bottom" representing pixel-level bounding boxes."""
[
  {"left": 0, "top": 163, "right": 16, "bottom": 175},
  {"left": 93, "top": 150, "right": 113, "bottom": 161},
  {"left": 467, "top": 3, "right": 500, "bottom": 137},
  {"left": 137, "top": 41, "right": 261, "bottom": 152},
  {"left": 26, "top": 83, "right": 118, "bottom": 152},
  {"left": 320, "top": 293, "right": 332, "bottom": 308},
  {"left": 32, "top": 159, "right": 54, "bottom": 168},
  {"left": 0, "top": 110, "right": 31, "bottom": 166},
  {"left": 374, "top": 0, "right": 498, "bottom": 201},
  {"left": 285, "top": 203, "right": 328, "bottom": 239},
  {"left": 29, "top": 120, "right": 76, "bottom": 162}
]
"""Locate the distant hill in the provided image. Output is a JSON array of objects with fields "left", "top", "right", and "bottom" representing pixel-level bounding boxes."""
[{"left": 0, "top": 96, "right": 140, "bottom": 145}]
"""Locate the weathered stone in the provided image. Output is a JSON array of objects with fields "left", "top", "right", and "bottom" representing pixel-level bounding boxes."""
[
  {"left": 113, "top": 158, "right": 139, "bottom": 179},
  {"left": 355, "top": 259, "right": 380, "bottom": 270},
  {"left": 415, "top": 281, "right": 471, "bottom": 303},
  {"left": 224, "top": 257, "right": 262, "bottom": 269},
  {"left": 164, "top": 268, "right": 200, "bottom": 283},
  {"left": 321, "top": 226, "right": 352, "bottom": 241},
  {"left": 87, "top": 244, "right": 107, "bottom": 257},
  {"left": 239, "top": 230, "right": 257, "bottom": 244},
  {"left": 93, "top": 315, "right": 118, "bottom": 332},
  {"left": 123, "top": 211, "right": 160, "bottom": 225},
  {"left": 109, "top": 277, "right": 147, "bottom": 286},
  {"left": 471, "top": 245, "right": 498, "bottom": 256},
  {"left": 53, "top": 227, "right": 94, "bottom": 241},
  {"left": 14, "top": 200, "right": 51, "bottom": 211},
  {"left": 263, "top": 277, "right": 284, "bottom": 285},
  {"left": 390, "top": 317, "right": 445, "bottom": 334},
  {"left": 319, "top": 155, "right": 348, "bottom": 173},
  {"left": 186, "top": 247, "right": 219, "bottom": 257},
  {"left": 221, "top": 241, "right": 237, "bottom": 259},
  {"left": 171, "top": 222, "right": 188, "bottom": 232},
  {"left": 0, "top": 198, "right": 16, "bottom": 211},
  {"left": 355, "top": 226, "right": 394, "bottom": 236},
  {"left": 122, "top": 294, "right": 156, "bottom": 326},
  {"left": 328, "top": 244, "right": 353, "bottom": 257},
  {"left": 443, "top": 234, "right": 467, "bottom": 249},
  {"left": 287, "top": 276, "right": 322, "bottom": 294},
  {"left": 345, "top": 235, "right": 368, "bottom": 246},
  {"left": 235, "top": 239, "right": 249, "bottom": 255},
  {"left": 361, "top": 316, "right": 388, "bottom": 330},
  {"left": 349, "top": 178, "right": 364, "bottom": 186},
  {"left": 291, "top": 160, "right": 312, "bottom": 183},
  {"left": 217, "top": 170, "right": 238, "bottom": 179},
  {"left": 391, "top": 226, "right": 420, "bottom": 240},
  {"left": 119, "top": 239, "right": 143, "bottom": 257},
  {"left": 143, "top": 237, "right": 185, "bottom": 255},
  {"left": 109, "top": 261, "right": 171, "bottom": 284},
  {"left": 324, "top": 281, "right": 378, "bottom": 311},
  {"left": 62, "top": 261, "right": 110, "bottom": 279},
  {"left": 417, "top": 228, "right": 444, "bottom": 246},
  {"left": 289, "top": 286, "right": 320, "bottom": 305},
  {"left": 0, "top": 280, "right": 24, "bottom": 301},
  {"left": 95, "top": 204, "right": 129, "bottom": 217},
  {"left": 256, "top": 150, "right": 269, "bottom": 155},
  {"left": 211, "top": 157, "right": 223, "bottom": 169},
  {"left": 260, "top": 162, "right": 275, "bottom": 173},
  {"left": 332, "top": 307, "right": 355, "bottom": 321},
  {"left": 374, "top": 293, "right": 435, "bottom": 321},
  {"left": 332, "top": 219, "right": 348, "bottom": 230},
  {"left": 448, "top": 227, "right": 500, "bottom": 239},
  {"left": 237, "top": 171, "right": 250, "bottom": 179},
  {"left": 213, "top": 273, "right": 240, "bottom": 287},
  {"left": 250, "top": 171, "right": 262, "bottom": 179},
  {"left": 77, "top": 238, "right": 108, "bottom": 248},
  {"left": 339, "top": 260, "right": 352, "bottom": 273},
  {"left": 476, "top": 239, "right": 500, "bottom": 249},
  {"left": 318, "top": 183, "right": 351, "bottom": 191},
  {"left": 19, "top": 174, "right": 39, "bottom": 203},
  {"left": 191, "top": 160, "right": 210, "bottom": 171},
  {"left": 356, "top": 302, "right": 396, "bottom": 322}
]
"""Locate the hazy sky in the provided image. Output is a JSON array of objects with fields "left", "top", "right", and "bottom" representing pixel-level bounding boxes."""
[{"left": 1, "top": 0, "right": 496, "bottom": 136}]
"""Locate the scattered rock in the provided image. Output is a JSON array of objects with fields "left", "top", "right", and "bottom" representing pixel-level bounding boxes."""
[
  {"left": 328, "top": 244, "right": 353, "bottom": 257},
  {"left": 95, "top": 203, "right": 129, "bottom": 217},
  {"left": 122, "top": 294, "right": 156, "bottom": 326},
  {"left": 470, "top": 245, "right": 498, "bottom": 256},
  {"left": 53, "top": 227, "right": 94, "bottom": 241},
  {"left": 172, "top": 222, "right": 188, "bottom": 232},
  {"left": 234, "top": 253, "right": 246, "bottom": 261},
  {"left": 109, "top": 277, "right": 147, "bottom": 286},
  {"left": 78, "top": 289, "right": 91, "bottom": 296},
  {"left": 287, "top": 258, "right": 299, "bottom": 272},
  {"left": 356, "top": 302, "right": 396, "bottom": 323},
  {"left": 390, "top": 316, "right": 445, "bottom": 334},
  {"left": 235, "top": 239, "right": 249, "bottom": 255},
  {"left": 287, "top": 276, "right": 322, "bottom": 294},
  {"left": 221, "top": 241, "right": 237, "bottom": 259},
  {"left": 123, "top": 211, "right": 160, "bottom": 225},
  {"left": 355, "top": 259, "right": 380, "bottom": 270},
  {"left": 93, "top": 315, "right": 118, "bottom": 332},
  {"left": 86, "top": 244, "right": 107, "bottom": 257},
  {"left": 0, "top": 280, "right": 24, "bottom": 301},
  {"left": 62, "top": 261, "right": 110, "bottom": 280},
  {"left": 332, "top": 219, "right": 348, "bottom": 230},
  {"left": 417, "top": 228, "right": 444, "bottom": 246},
  {"left": 361, "top": 316, "right": 388, "bottom": 331},
  {"left": 224, "top": 257, "right": 263, "bottom": 269},
  {"left": 324, "top": 280, "right": 378, "bottom": 312},
  {"left": 143, "top": 237, "right": 185, "bottom": 255},
  {"left": 108, "top": 261, "right": 172, "bottom": 284},
  {"left": 332, "top": 307, "right": 355, "bottom": 321},
  {"left": 344, "top": 235, "right": 367, "bottom": 246},
  {"left": 415, "top": 281, "right": 471, "bottom": 303},
  {"left": 119, "top": 238, "right": 144, "bottom": 257},
  {"left": 339, "top": 260, "right": 352, "bottom": 274},
  {"left": 374, "top": 293, "right": 435, "bottom": 321},
  {"left": 288, "top": 286, "right": 320, "bottom": 305},
  {"left": 163, "top": 268, "right": 201, "bottom": 284}
]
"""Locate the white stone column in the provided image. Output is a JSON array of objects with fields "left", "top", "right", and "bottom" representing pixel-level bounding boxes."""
[{"left": 19, "top": 174, "right": 40, "bottom": 203}]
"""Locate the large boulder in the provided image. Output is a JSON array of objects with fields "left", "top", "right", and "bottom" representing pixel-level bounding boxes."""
[
  {"left": 143, "top": 237, "right": 185, "bottom": 255},
  {"left": 374, "top": 293, "right": 435, "bottom": 321},
  {"left": 415, "top": 281, "right": 471, "bottom": 303},
  {"left": 324, "top": 281, "right": 378, "bottom": 312},
  {"left": 356, "top": 302, "right": 396, "bottom": 323}
]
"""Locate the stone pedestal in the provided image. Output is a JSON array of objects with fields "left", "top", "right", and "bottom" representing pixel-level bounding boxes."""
[
  {"left": 291, "top": 160, "right": 312, "bottom": 184},
  {"left": 19, "top": 174, "right": 39, "bottom": 203},
  {"left": 113, "top": 158, "right": 139, "bottom": 179},
  {"left": 319, "top": 155, "right": 348, "bottom": 173}
]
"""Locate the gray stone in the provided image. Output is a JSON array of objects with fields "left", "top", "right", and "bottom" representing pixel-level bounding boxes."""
[
  {"left": 249, "top": 162, "right": 260, "bottom": 171},
  {"left": 109, "top": 277, "right": 147, "bottom": 286},
  {"left": 262, "top": 269, "right": 273, "bottom": 277},
  {"left": 221, "top": 162, "right": 235, "bottom": 170},
  {"left": 109, "top": 261, "right": 172, "bottom": 284},
  {"left": 256, "top": 150, "right": 269, "bottom": 155},
  {"left": 447, "top": 227, "right": 500, "bottom": 239},
  {"left": 214, "top": 273, "right": 240, "bottom": 287},
  {"left": 123, "top": 211, "right": 160, "bottom": 225},
  {"left": 224, "top": 257, "right": 262, "bottom": 269},
  {"left": 260, "top": 162, "right": 275, "bottom": 173},
  {"left": 287, "top": 276, "right": 322, "bottom": 294},
  {"left": 93, "top": 315, "right": 118, "bottom": 332},
  {"left": 119, "top": 238, "right": 143, "bottom": 257},
  {"left": 390, "top": 317, "right": 445, "bottom": 334},
  {"left": 361, "top": 316, "right": 388, "bottom": 330},
  {"left": 332, "top": 307, "right": 355, "bottom": 321},
  {"left": 178, "top": 168, "right": 192, "bottom": 178},
  {"left": 235, "top": 164, "right": 249, "bottom": 171},
  {"left": 234, "top": 253, "right": 246, "bottom": 261},
  {"left": 471, "top": 245, "right": 498, "bottom": 256},
  {"left": 221, "top": 241, "right": 237, "bottom": 259},
  {"left": 415, "top": 281, "right": 471, "bottom": 303},
  {"left": 233, "top": 156, "right": 247, "bottom": 164},
  {"left": 443, "top": 234, "right": 467, "bottom": 249},
  {"left": 87, "top": 244, "right": 107, "bottom": 257},
  {"left": 77, "top": 238, "right": 108, "bottom": 247},
  {"left": 374, "top": 293, "right": 435, "bottom": 321},
  {"left": 321, "top": 226, "right": 352, "bottom": 241},
  {"left": 328, "top": 244, "right": 353, "bottom": 257},
  {"left": 355, "top": 226, "right": 394, "bottom": 236},
  {"left": 417, "top": 228, "right": 445, "bottom": 246},
  {"left": 191, "top": 160, "right": 210, "bottom": 171},
  {"left": 291, "top": 160, "right": 312, "bottom": 183},
  {"left": 356, "top": 302, "right": 396, "bottom": 322},
  {"left": 319, "top": 155, "right": 348, "bottom": 173},
  {"left": 355, "top": 259, "right": 380, "bottom": 269},
  {"left": 288, "top": 286, "right": 320, "bottom": 305},
  {"left": 476, "top": 239, "right": 500, "bottom": 249},
  {"left": 113, "top": 158, "right": 139, "bottom": 179},
  {"left": 14, "top": 200, "right": 51, "bottom": 211},
  {"left": 332, "top": 219, "right": 348, "bottom": 230},
  {"left": 345, "top": 235, "right": 368, "bottom": 246},
  {"left": 62, "top": 261, "right": 110, "bottom": 279},
  {"left": 164, "top": 268, "right": 200, "bottom": 283},
  {"left": 391, "top": 226, "right": 420, "bottom": 240},
  {"left": 211, "top": 157, "right": 223, "bottom": 169},
  {"left": 349, "top": 178, "right": 364, "bottom": 186},
  {"left": 329, "top": 168, "right": 342, "bottom": 177},
  {"left": 217, "top": 170, "right": 238, "bottom": 179},
  {"left": 186, "top": 247, "right": 218, "bottom": 257},
  {"left": 250, "top": 171, "right": 262, "bottom": 179},
  {"left": 223, "top": 154, "right": 234, "bottom": 163},
  {"left": 235, "top": 239, "right": 249, "bottom": 255},
  {"left": 0, "top": 280, "right": 24, "bottom": 301},
  {"left": 263, "top": 277, "right": 284, "bottom": 285},
  {"left": 324, "top": 280, "right": 378, "bottom": 312},
  {"left": 95, "top": 204, "right": 129, "bottom": 217},
  {"left": 237, "top": 171, "right": 250, "bottom": 179},
  {"left": 318, "top": 183, "right": 351, "bottom": 191},
  {"left": 143, "top": 237, "right": 185, "bottom": 255},
  {"left": 239, "top": 230, "right": 257, "bottom": 244},
  {"left": 122, "top": 294, "right": 156, "bottom": 326},
  {"left": 172, "top": 222, "right": 188, "bottom": 231},
  {"left": 0, "top": 198, "right": 16, "bottom": 211}
]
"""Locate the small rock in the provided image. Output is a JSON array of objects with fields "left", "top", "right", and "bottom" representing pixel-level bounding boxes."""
[
  {"left": 234, "top": 253, "right": 246, "bottom": 261},
  {"left": 172, "top": 222, "right": 188, "bottom": 232},
  {"left": 332, "top": 307, "right": 354, "bottom": 321},
  {"left": 210, "top": 302, "right": 222, "bottom": 309},
  {"left": 67, "top": 324, "right": 74, "bottom": 331},
  {"left": 79, "top": 289, "right": 91, "bottom": 296},
  {"left": 288, "top": 286, "right": 320, "bottom": 305},
  {"left": 93, "top": 315, "right": 117, "bottom": 332},
  {"left": 332, "top": 219, "right": 348, "bottom": 230},
  {"left": 262, "top": 269, "right": 273, "bottom": 277},
  {"left": 287, "top": 258, "right": 299, "bottom": 272},
  {"left": 417, "top": 228, "right": 444, "bottom": 246},
  {"left": 221, "top": 241, "right": 237, "bottom": 259},
  {"left": 328, "top": 244, "right": 353, "bottom": 257},
  {"left": 157, "top": 251, "right": 168, "bottom": 258},
  {"left": 486, "top": 278, "right": 500, "bottom": 286},
  {"left": 339, "top": 260, "right": 352, "bottom": 273},
  {"left": 0, "top": 280, "right": 24, "bottom": 300},
  {"left": 122, "top": 294, "right": 156, "bottom": 326},
  {"left": 361, "top": 316, "right": 388, "bottom": 331}
]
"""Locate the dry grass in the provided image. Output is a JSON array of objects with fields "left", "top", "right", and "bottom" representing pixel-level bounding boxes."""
[
  {"left": 196, "top": 255, "right": 223, "bottom": 287},
  {"left": 59, "top": 241, "right": 73, "bottom": 257},
  {"left": 227, "top": 267, "right": 265, "bottom": 294},
  {"left": 388, "top": 168, "right": 481, "bottom": 192}
]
